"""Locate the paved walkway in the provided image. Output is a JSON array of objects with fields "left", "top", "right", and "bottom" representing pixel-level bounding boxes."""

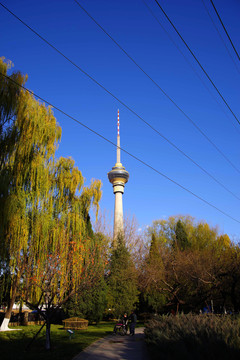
[{"left": 72, "top": 327, "right": 150, "bottom": 360}]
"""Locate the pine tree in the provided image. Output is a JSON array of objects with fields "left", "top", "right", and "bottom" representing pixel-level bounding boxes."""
[
  {"left": 140, "top": 233, "right": 166, "bottom": 313},
  {"left": 64, "top": 232, "right": 108, "bottom": 324},
  {"left": 149, "top": 233, "right": 159, "bottom": 261},
  {"left": 107, "top": 234, "right": 139, "bottom": 318},
  {"left": 175, "top": 220, "right": 189, "bottom": 251}
]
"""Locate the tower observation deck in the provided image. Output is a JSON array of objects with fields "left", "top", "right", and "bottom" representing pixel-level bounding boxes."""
[{"left": 108, "top": 110, "right": 129, "bottom": 241}]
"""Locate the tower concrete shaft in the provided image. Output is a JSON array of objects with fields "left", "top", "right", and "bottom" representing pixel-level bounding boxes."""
[{"left": 108, "top": 110, "right": 129, "bottom": 242}]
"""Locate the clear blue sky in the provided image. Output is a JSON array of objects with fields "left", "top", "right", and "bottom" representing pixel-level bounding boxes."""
[{"left": 1, "top": 0, "right": 240, "bottom": 240}]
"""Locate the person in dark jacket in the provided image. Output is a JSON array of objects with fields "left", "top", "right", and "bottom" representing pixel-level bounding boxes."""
[
  {"left": 122, "top": 313, "right": 128, "bottom": 333},
  {"left": 129, "top": 310, "right": 137, "bottom": 336}
]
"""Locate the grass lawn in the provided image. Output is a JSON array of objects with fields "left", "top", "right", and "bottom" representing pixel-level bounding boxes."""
[{"left": 0, "top": 322, "right": 115, "bottom": 360}]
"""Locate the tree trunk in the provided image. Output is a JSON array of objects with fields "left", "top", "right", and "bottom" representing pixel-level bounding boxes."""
[
  {"left": 45, "top": 318, "right": 51, "bottom": 350},
  {"left": 231, "top": 279, "right": 237, "bottom": 312},
  {"left": 0, "top": 275, "right": 19, "bottom": 331},
  {"left": 22, "top": 311, "right": 28, "bottom": 326},
  {"left": 176, "top": 302, "right": 179, "bottom": 315}
]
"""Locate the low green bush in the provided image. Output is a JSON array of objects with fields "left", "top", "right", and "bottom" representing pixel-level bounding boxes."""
[{"left": 145, "top": 314, "right": 240, "bottom": 360}]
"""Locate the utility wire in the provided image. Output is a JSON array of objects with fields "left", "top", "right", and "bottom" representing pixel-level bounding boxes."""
[
  {"left": 71, "top": 0, "right": 240, "bottom": 196},
  {"left": 143, "top": 0, "right": 240, "bottom": 136},
  {"left": 2, "top": 71, "right": 240, "bottom": 225},
  {"left": 153, "top": 0, "right": 240, "bottom": 126},
  {"left": 201, "top": 0, "right": 240, "bottom": 75},
  {"left": 209, "top": 0, "right": 240, "bottom": 62},
  {"left": 74, "top": 0, "right": 240, "bottom": 164},
  {"left": 1, "top": 1, "right": 240, "bottom": 201}
]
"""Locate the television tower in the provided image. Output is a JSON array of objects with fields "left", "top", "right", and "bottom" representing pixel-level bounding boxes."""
[{"left": 108, "top": 110, "right": 129, "bottom": 242}]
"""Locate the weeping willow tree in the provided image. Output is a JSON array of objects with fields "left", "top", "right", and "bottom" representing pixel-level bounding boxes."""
[
  {"left": 0, "top": 57, "right": 28, "bottom": 327},
  {"left": 0, "top": 58, "right": 102, "bottom": 343},
  {"left": 22, "top": 158, "right": 101, "bottom": 349}
]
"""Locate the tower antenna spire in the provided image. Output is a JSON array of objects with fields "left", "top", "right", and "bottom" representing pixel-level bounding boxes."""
[
  {"left": 117, "top": 109, "right": 120, "bottom": 164},
  {"left": 108, "top": 110, "right": 129, "bottom": 243}
]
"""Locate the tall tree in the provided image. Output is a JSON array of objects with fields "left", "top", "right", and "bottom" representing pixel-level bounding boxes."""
[
  {"left": 0, "top": 66, "right": 61, "bottom": 331},
  {"left": 175, "top": 220, "right": 189, "bottom": 251},
  {"left": 107, "top": 234, "right": 139, "bottom": 318},
  {"left": 140, "top": 234, "right": 166, "bottom": 313},
  {"left": 20, "top": 157, "right": 101, "bottom": 348},
  {"left": 145, "top": 215, "right": 236, "bottom": 313},
  {"left": 0, "top": 57, "right": 26, "bottom": 291},
  {"left": 0, "top": 59, "right": 102, "bottom": 346},
  {"left": 63, "top": 232, "right": 108, "bottom": 324}
]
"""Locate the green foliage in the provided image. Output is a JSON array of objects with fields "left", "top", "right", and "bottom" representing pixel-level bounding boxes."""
[
  {"left": 145, "top": 314, "right": 240, "bottom": 360},
  {"left": 65, "top": 275, "right": 107, "bottom": 324},
  {"left": 149, "top": 233, "right": 159, "bottom": 261},
  {"left": 107, "top": 234, "right": 139, "bottom": 317},
  {"left": 63, "top": 231, "right": 108, "bottom": 323},
  {"left": 147, "top": 215, "right": 220, "bottom": 251},
  {"left": 141, "top": 215, "right": 239, "bottom": 314},
  {"left": 175, "top": 220, "right": 189, "bottom": 251},
  {"left": 140, "top": 233, "right": 166, "bottom": 313},
  {"left": 0, "top": 57, "right": 26, "bottom": 139},
  {"left": 143, "top": 291, "right": 166, "bottom": 314}
]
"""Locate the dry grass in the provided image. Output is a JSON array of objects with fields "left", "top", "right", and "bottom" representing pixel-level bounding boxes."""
[{"left": 145, "top": 314, "right": 240, "bottom": 360}]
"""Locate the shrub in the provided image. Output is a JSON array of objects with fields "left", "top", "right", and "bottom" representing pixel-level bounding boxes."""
[
  {"left": 145, "top": 314, "right": 240, "bottom": 360},
  {"left": 62, "top": 317, "right": 88, "bottom": 330}
]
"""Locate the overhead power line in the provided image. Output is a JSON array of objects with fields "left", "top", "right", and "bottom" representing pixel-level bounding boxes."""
[
  {"left": 1, "top": 1, "right": 240, "bottom": 201},
  {"left": 2, "top": 71, "right": 240, "bottom": 225},
  {"left": 71, "top": 1, "right": 240, "bottom": 197},
  {"left": 143, "top": 0, "right": 240, "bottom": 136},
  {"left": 201, "top": 0, "right": 240, "bottom": 75},
  {"left": 73, "top": 0, "right": 240, "bottom": 170},
  {"left": 153, "top": 0, "right": 240, "bottom": 126},
  {"left": 209, "top": 0, "right": 240, "bottom": 62}
]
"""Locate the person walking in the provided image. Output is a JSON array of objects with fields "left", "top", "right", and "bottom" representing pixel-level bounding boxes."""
[{"left": 129, "top": 310, "right": 137, "bottom": 336}]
